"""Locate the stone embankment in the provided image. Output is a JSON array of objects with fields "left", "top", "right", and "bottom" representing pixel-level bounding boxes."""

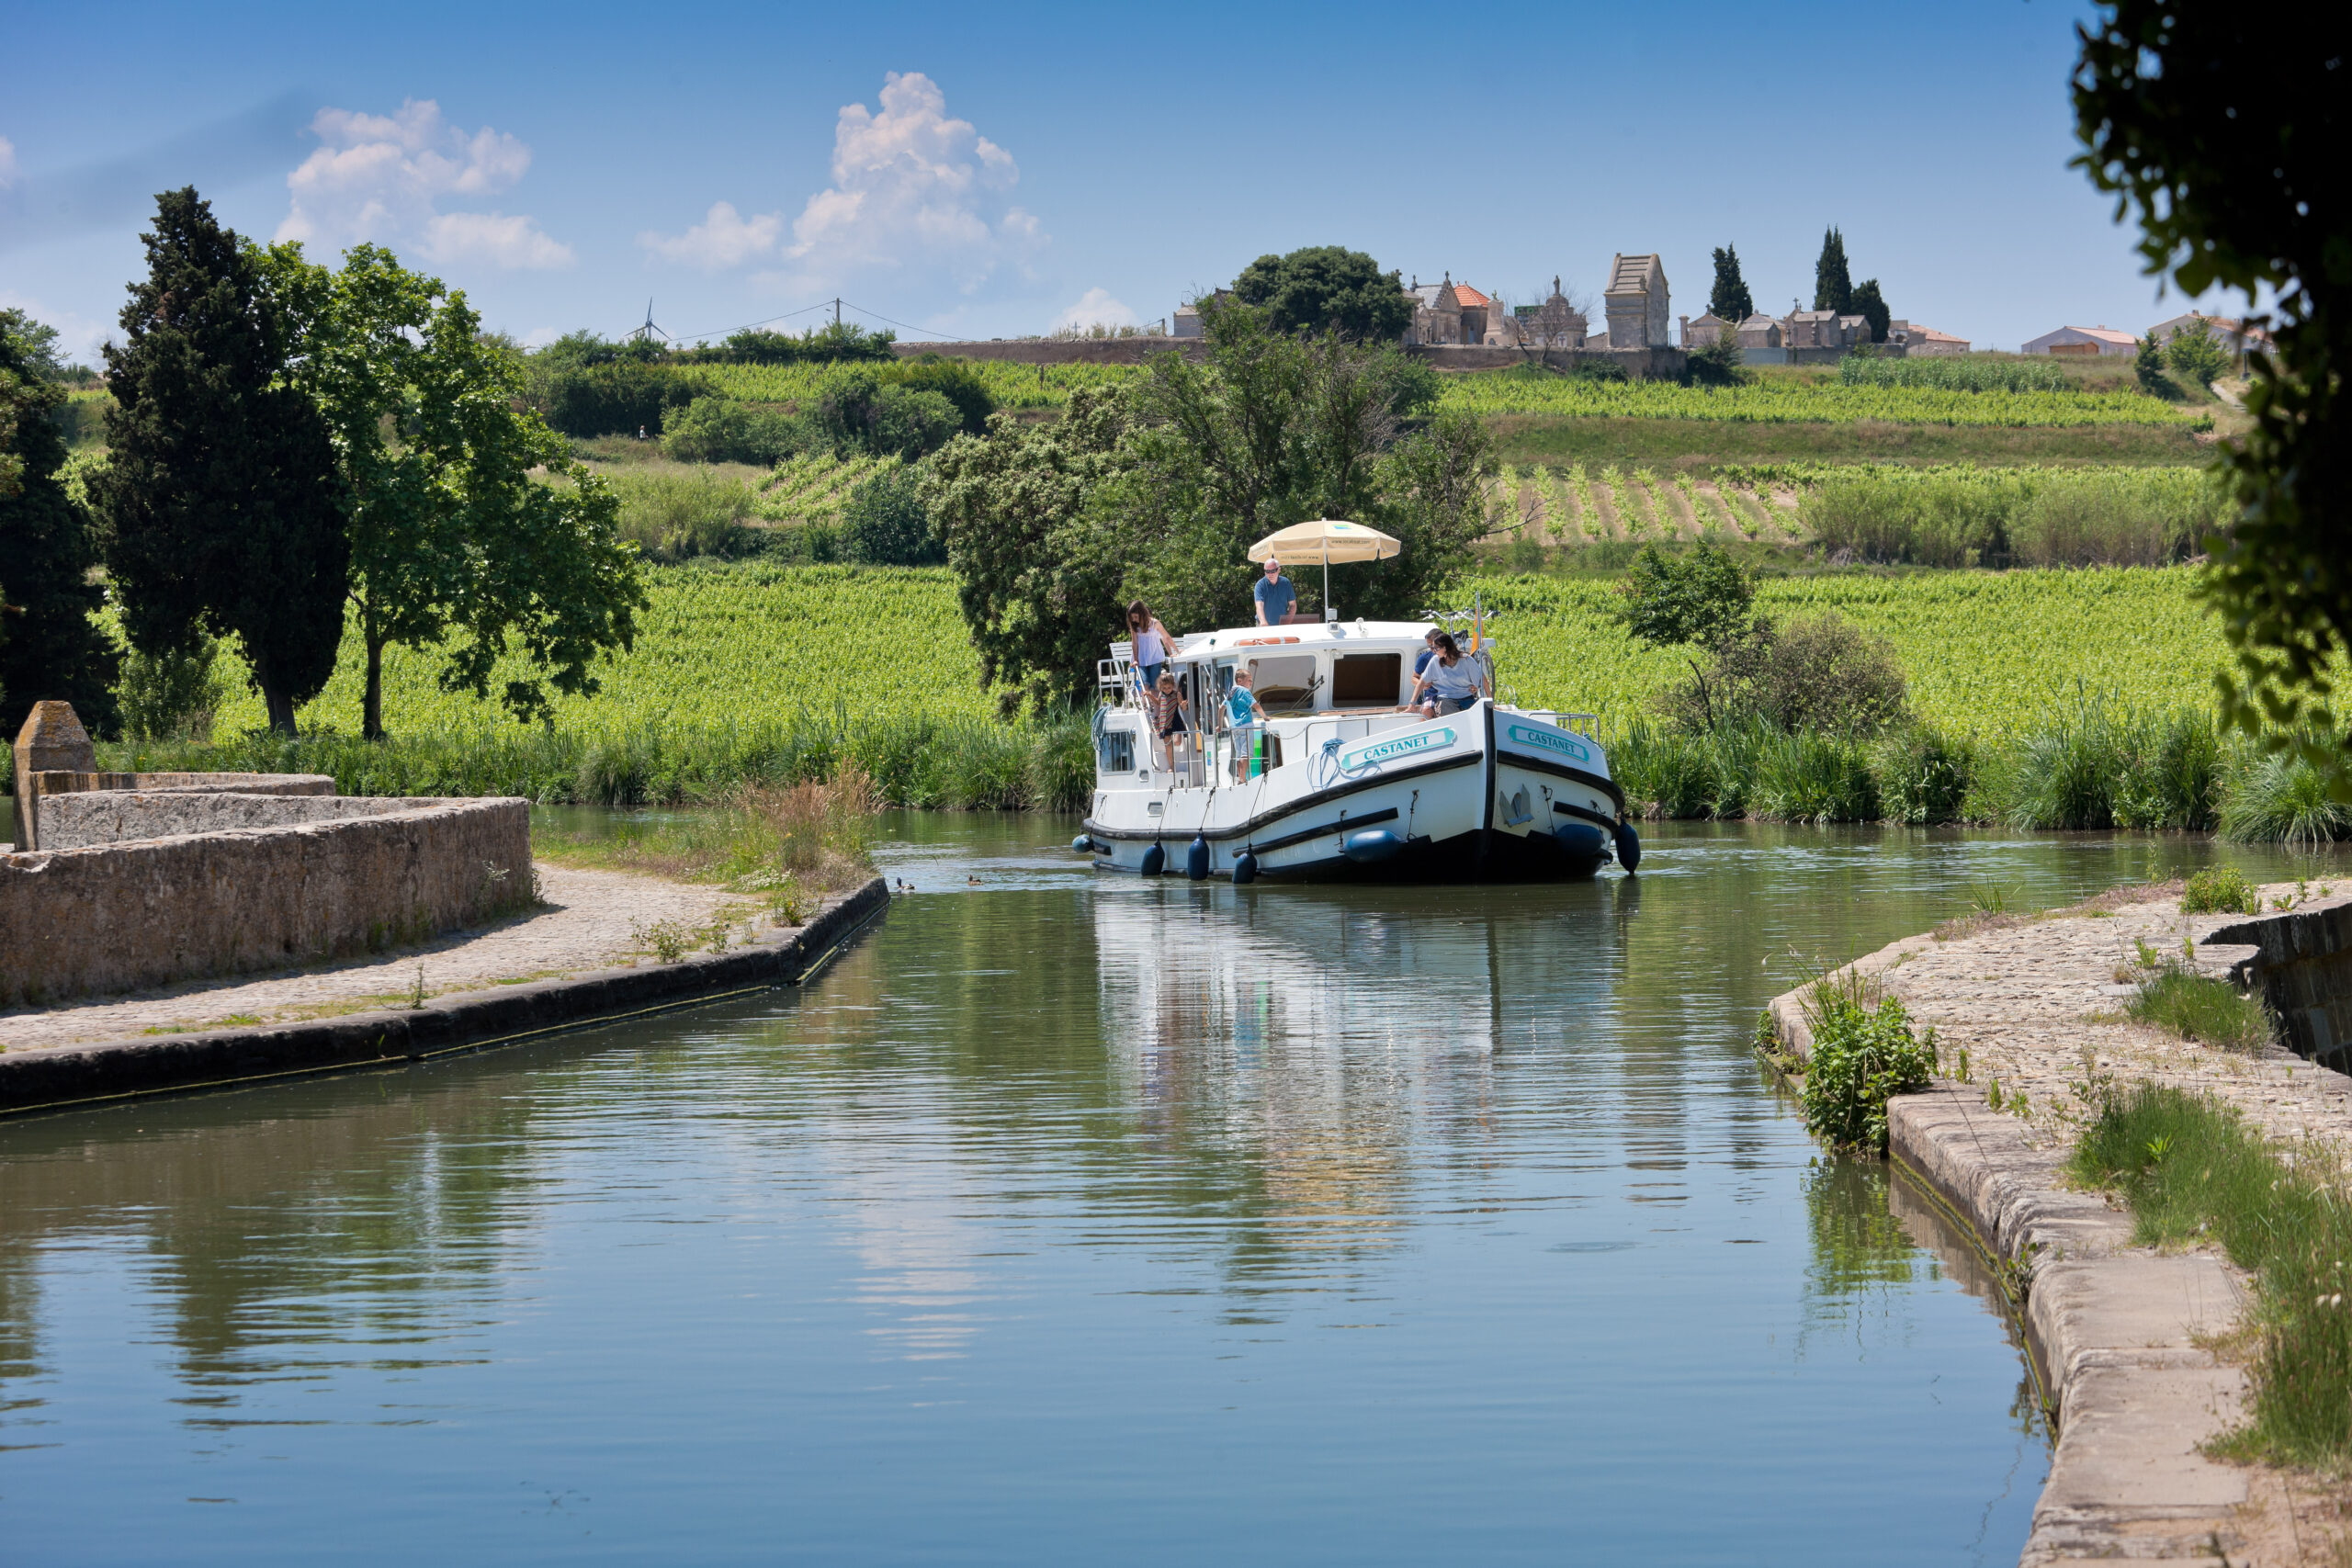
[
  {"left": 1768, "top": 882, "right": 2352, "bottom": 1566},
  {"left": 0, "top": 873, "right": 890, "bottom": 1117}
]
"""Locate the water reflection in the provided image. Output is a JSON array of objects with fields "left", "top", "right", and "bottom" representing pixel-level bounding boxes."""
[{"left": 0, "top": 818, "right": 2337, "bottom": 1565}]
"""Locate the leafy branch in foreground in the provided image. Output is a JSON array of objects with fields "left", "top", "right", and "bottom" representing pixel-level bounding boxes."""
[{"left": 2074, "top": 4, "right": 2351, "bottom": 776}]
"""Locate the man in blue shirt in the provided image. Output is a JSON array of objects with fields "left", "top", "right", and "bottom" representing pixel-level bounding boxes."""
[{"left": 1254, "top": 558, "right": 1296, "bottom": 626}]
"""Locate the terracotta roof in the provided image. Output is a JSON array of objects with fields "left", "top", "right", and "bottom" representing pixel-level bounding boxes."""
[{"left": 1451, "top": 283, "right": 1490, "bottom": 308}]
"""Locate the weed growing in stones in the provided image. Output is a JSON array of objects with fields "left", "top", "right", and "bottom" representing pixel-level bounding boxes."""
[
  {"left": 1796, "top": 971, "right": 1937, "bottom": 1152},
  {"left": 2181, "top": 864, "right": 2260, "bottom": 915}
]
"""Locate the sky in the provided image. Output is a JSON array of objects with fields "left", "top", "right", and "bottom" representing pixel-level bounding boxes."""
[{"left": 0, "top": 0, "right": 2245, "bottom": 363}]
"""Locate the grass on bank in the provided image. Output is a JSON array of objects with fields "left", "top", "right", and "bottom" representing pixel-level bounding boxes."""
[
  {"left": 532, "top": 768, "right": 879, "bottom": 922},
  {"left": 2123, "top": 962, "right": 2274, "bottom": 1052},
  {"left": 2069, "top": 1084, "right": 2352, "bottom": 1466}
]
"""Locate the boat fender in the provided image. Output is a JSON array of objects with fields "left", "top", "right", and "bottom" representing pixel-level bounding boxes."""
[
  {"left": 1614, "top": 819, "right": 1642, "bottom": 874},
  {"left": 1232, "top": 851, "right": 1258, "bottom": 886},
  {"left": 1552, "top": 820, "right": 1610, "bottom": 863},
  {"left": 1070, "top": 833, "right": 1096, "bottom": 854},
  {"left": 1340, "top": 828, "right": 1406, "bottom": 864},
  {"left": 1185, "top": 834, "right": 1210, "bottom": 881},
  {"left": 1139, "top": 842, "right": 1165, "bottom": 877}
]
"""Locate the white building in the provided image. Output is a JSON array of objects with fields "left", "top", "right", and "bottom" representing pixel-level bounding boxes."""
[{"left": 2021, "top": 324, "right": 2136, "bottom": 357}]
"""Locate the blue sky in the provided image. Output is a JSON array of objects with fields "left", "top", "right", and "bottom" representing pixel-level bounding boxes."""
[{"left": 0, "top": 0, "right": 2236, "bottom": 361}]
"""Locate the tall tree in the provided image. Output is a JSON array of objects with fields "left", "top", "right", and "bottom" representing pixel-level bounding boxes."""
[
  {"left": 1708, "top": 245, "right": 1754, "bottom": 323},
  {"left": 923, "top": 303, "right": 1492, "bottom": 712},
  {"left": 923, "top": 388, "right": 1133, "bottom": 716},
  {"left": 1112, "top": 301, "right": 1482, "bottom": 632},
  {"left": 263, "top": 243, "right": 646, "bottom": 737},
  {"left": 2075, "top": 4, "right": 2348, "bottom": 751},
  {"left": 1849, "top": 279, "right": 1890, "bottom": 344},
  {"left": 1230, "top": 246, "right": 1416, "bottom": 342},
  {"left": 95, "top": 188, "right": 348, "bottom": 735},
  {"left": 0, "top": 314, "right": 119, "bottom": 738},
  {"left": 1813, "top": 227, "right": 1853, "bottom": 315}
]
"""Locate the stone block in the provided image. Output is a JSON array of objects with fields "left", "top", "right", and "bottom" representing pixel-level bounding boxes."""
[
  {"left": 0, "top": 798, "right": 533, "bottom": 1005},
  {"left": 12, "top": 701, "right": 96, "bottom": 849}
]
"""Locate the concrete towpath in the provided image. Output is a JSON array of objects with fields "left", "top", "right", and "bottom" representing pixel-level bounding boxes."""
[
  {"left": 1770, "top": 878, "right": 2352, "bottom": 1566},
  {"left": 0, "top": 864, "right": 754, "bottom": 1052}
]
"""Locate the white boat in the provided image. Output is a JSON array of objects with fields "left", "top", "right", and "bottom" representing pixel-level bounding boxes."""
[{"left": 1078, "top": 616, "right": 1638, "bottom": 884}]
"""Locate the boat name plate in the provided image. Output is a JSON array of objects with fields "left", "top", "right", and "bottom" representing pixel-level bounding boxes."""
[
  {"left": 1340, "top": 727, "right": 1456, "bottom": 771},
  {"left": 1504, "top": 722, "right": 1592, "bottom": 765}
]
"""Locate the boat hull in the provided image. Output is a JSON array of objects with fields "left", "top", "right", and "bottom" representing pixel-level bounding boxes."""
[{"left": 1083, "top": 703, "right": 1623, "bottom": 885}]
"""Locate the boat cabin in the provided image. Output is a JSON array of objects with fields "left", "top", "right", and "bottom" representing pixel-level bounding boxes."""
[{"left": 1095, "top": 618, "right": 1515, "bottom": 792}]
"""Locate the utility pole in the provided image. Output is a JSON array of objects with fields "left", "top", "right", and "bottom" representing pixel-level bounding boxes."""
[{"left": 834, "top": 298, "right": 842, "bottom": 331}]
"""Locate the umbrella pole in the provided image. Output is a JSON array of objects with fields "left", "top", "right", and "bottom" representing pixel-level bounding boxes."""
[{"left": 1322, "top": 551, "right": 1330, "bottom": 618}]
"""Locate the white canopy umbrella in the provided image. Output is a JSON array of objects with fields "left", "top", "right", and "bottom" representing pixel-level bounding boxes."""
[{"left": 1246, "top": 519, "right": 1402, "bottom": 616}]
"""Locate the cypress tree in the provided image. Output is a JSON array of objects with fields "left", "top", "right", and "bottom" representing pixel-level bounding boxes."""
[
  {"left": 1850, "top": 279, "right": 1890, "bottom": 344},
  {"left": 1813, "top": 227, "right": 1853, "bottom": 315},
  {"left": 1708, "top": 246, "right": 1753, "bottom": 324},
  {"left": 0, "top": 312, "right": 119, "bottom": 739},
  {"left": 95, "top": 189, "right": 348, "bottom": 735}
]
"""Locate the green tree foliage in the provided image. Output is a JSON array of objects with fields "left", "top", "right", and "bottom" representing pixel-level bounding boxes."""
[
  {"left": 2165, "top": 316, "right": 2229, "bottom": 387},
  {"left": 2135, "top": 330, "right": 2170, "bottom": 393},
  {"left": 116, "top": 631, "right": 230, "bottom": 741},
  {"left": 0, "top": 313, "right": 119, "bottom": 738},
  {"left": 1686, "top": 333, "right": 1748, "bottom": 387},
  {"left": 94, "top": 188, "right": 346, "bottom": 736},
  {"left": 838, "top": 462, "right": 943, "bottom": 565},
  {"left": 0, "top": 308, "right": 74, "bottom": 382},
  {"left": 1108, "top": 302, "right": 1480, "bottom": 632},
  {"left": 1229, "top": 246, "right": 1415, "bottom": 341},
  {"left": 264, "top": 243, "right": 646, "bottom": 737},
  {"left": 1708, "top": 245, "right": 1753, "bottom": 323},
  {"left": 809, "top": 368, "right": 963, "bottom": 460},
  {"left": 537, "top": 358, "right": 710, "bottom": 437},
  {"left": 882, "top": 357, "right": 998, "bottom": 437},
  {"left": 1850, "top": 279, "right": 1890, "bottom": 344},
  {"left": 1616, "top": 541, "right": 1755, "bottom": 649},
  {"left": 677, "top": 321, "right": 898, "bottom": 366},
  {"left": 923, "top": 388, "right": 1133, "bottom": 715},
  {"left": 1813, "top": 226, "right": 1853, "bottom": 315},
  {"left": 662, "top": 397, "right": 811, "bottom": 465},
  {"left": 2075, "top": 4, "right": 2348, "bottom": 756}
]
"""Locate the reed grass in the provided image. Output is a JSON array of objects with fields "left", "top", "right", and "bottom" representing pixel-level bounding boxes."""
[{"left": 94, "top": 712, "right": 1096, "bottom": 813}]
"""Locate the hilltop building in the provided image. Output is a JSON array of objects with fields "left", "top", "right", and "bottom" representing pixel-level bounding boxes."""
[
  {"left": 1888, "top": 320, "right": 1968, "bottom": 355},
  {"left": 2021, "top": 324, "right": 2136, "bottom": 357},
  {"left": 1678, "top": 311, "right": 1732, "bottom": 350},
  {"left": 1602, "top": 254, "right": 1670, "bottom": 349}
]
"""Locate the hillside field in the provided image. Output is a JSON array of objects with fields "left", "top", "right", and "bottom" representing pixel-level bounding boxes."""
[{"left": 191, "top": 562, "right": 2228, "bottom": 749}]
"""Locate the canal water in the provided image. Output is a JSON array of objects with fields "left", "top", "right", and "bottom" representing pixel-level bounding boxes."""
[{"left": 1, "top": 818, "right": 2336, "bottom": 1564}]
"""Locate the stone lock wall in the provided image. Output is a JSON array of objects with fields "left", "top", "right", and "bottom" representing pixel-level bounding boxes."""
[{"left": 0, "top": 798, "right": 533, "bottom": 1007}]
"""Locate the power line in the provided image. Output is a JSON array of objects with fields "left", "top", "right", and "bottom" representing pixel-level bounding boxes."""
[
  {"left": 667, "top": 299, "right": 836, "bottom": 344},
  {"left": 837, "top": 300, "right": 957, "bottom": 341}
]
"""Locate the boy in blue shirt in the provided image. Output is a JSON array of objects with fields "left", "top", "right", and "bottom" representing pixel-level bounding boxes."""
[{"left": 1253, "top": 558, "right": 1296, "bottom": 626}]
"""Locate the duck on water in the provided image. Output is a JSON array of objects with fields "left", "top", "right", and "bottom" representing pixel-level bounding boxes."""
[{"left": 1074, "top": 521, "right": 1638, "bottom": 885}]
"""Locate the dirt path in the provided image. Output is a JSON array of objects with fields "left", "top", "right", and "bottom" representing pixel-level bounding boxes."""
[{"left": 0, "top": 865, "right": 752, "bottom": 1051}]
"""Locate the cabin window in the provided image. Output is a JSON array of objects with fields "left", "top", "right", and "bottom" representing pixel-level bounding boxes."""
[
  {"left": 1099, "top": 729, "right": 1135, "bottom": 773},
  {"left": 1332, "top": 653, "right": 1402, "bottom": 707},
  {"left": 1244, "top": 654, "right": 1318, "bottom": 714}
]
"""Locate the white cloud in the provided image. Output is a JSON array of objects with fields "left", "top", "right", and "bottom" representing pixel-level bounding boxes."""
[
  {"left": 766, "top": 72, "right": 1044, "bottom": 295},
  {"left": 0, "top": 137, "right": 17, "bottom": 189},
  {"left": 277, "top": 99, "right": 572, "bottom": 270},
  {"left": 639, "top": 200, "right": 785, "bottom": 270},
  {"left": 522, "top": 326, "right": 563, "bottom": 348},
  {"left": 1051, "top": 288, "right": 1137, "bottom": 333}
]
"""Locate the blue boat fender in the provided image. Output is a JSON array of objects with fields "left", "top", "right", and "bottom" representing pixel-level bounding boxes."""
[
  {"left": 1340, "top": 828, "right": 1406, "bottom": 864},
  {"left": 1553, "top": 820, "right": 1610, "bottom": 863},
  {"left": 1614, "top": 819, "right": 1642, "bottom": 873},
  {"left": 1139, "top": 842, "right": 1166, "bottom": 876},
  {"left": 1185, "top": 834, "right": 1210, "bottom": 881},
  {"left": 1070, "top": 833, "right": 1095, "bottom": 854},
  {"left": 1232, "top": 851, "right": 1259, "bottom": 886}
]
